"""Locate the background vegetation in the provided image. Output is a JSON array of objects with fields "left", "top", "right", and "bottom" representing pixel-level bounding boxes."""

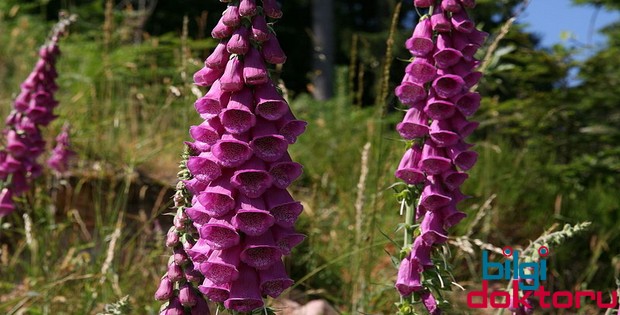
[{"left": 0, "top": 0, "right": 618, "bottom": 314}]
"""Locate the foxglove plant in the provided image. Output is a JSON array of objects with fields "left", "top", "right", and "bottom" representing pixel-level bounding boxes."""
[
  {"left": 0, "top": 15, "right": 76, "bottom": 217},
  {"left": 155, "top": 0, "right": 306, "bottom": 313},
  {"left": 393, "top": 1, "right": 486, "bottom": 314}
]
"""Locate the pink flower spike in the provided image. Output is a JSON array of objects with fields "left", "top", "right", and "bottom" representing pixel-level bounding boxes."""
[
  {"left": 447, "top": 141, "right": 478, "bottom": 170},
  {"left": 198, "top": 277, "right": 231, "bottom": 303},
  {"left": 200, "top": 214, "right": 241, "bottom": 250},
  {"left": 230, "top": 157, "right": 273, "bottom": 198},
  {"left": 222, "top": 5, "right": 241, "bottom": 27},
  {"left": 224, "top": 263, "right": 265, "bottom": 312},
  {"left": 254, "top": 83, "right": 289, "bottom": 120},
  {"left": 251, "top": 118, "right": 288, "bottom": 162},
  {"left": 243, "top": 47, "right": 269, "bottom": 85},
  {"left": 420, "top": 141, "right": 452, "bottom": 175},
  {"left": 432, "top": 74, "right": 466, "bottom": 98},
  {"left": 395, "top": 81, "right": 427, "bottom": 106},
  {"left": 232, "top": 195, "right": 275, "bottom": 235},
  {"left": 441, "top": 0, "right": 462, "bottom": 13},
  {"left": 259, "top": 261, "right": 294, "bottom": 298},
  {"left": 220, "top": 57, "right": 245, "bottom": 92},
  {"left": 453, "top": 92, "right": 481, "bottom": 117},
  {"left": 420, "top": 211, "right": 448, "bottom": 244},
  {"left": 193, "top": 66, "right": 224, "bottom": 87},
  {"left": 269, "top": 153, "right": 303, "bottom": 189},
  {"left": 220, "top": 88, "right": 257, "bottom": 134},
  {"left": 419, "top": 182, "right": 452, "bottom": 211},
  {"left": 227, "top": 27, "right": 251, "bottom": 55},
  {"left": 429, "top": 119, "right": 460, "bottom": 147},
  {"left": 430, "top": 7, "right": 452, "bottom": 32},
  {"left": 396, "top": 107, "right": 429, "bottom": 140},
  {"left": 264, "top": 188, "right": 304, "bottom": 228},
  {"left": 201, "top": 246, "right": 241, "bottom": 284},
  {"left": 262, "top": 33, "right": 287, "bottom": 64},
  {"left": 194, "top": 80, "right": 226, "bottom": 119},
  {"left": 276, "top": 110, "right": 307, "bottom": 144},
  {"left": 272, "top": 225, "right": 305, "bottom": 255},
  {"left": 262, "top": 0, "right": 283, "bottom": 19},
  {"left": 406, "top": 18, "right": 433, "bottom": 57},
  {"left": 187, "top": 152, "right": 222, "bottom": 183},
  {"left": 196, "top": 177, "right": 236, "bottom": 217},
  {"left": 395, "top": 255, "right": 422, "bottom": 297},
  {"left": 451, "top": 10, "right": 474, "bottom": 33},
  {"left": 394, "top": 146, "right": 425, "bottom": 185},
  {"left": 239, "top": 0, "right": 258, "bottom": 17},
  {"left": 212, "top": 133, "right": 253, "bottom": 167},
  {"left": 251, "top": 14, "right": 270, "bottom": 42},
  {"left": 240, "top": 232, "right": 282, "bottom": 270},
  {"left": 212, "top": 17, "right": 235, "bottom": 39},
  {"left": 206, "top": 40, "right": 231, "bottom": 69},
  {"left": 405, "top": 57, "right": 437, "bottom": 84},
  {"left": 424, "top": 96, "right": 457, "bottom": 120}
]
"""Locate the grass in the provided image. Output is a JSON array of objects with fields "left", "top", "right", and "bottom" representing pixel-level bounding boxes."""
[{"left": 1, "top": 9, "right": 619, "bottom": 315}]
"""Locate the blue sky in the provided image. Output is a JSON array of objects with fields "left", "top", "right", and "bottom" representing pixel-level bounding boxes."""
[{"left": 519, "top": 0, "right": 620, "bottom": 51}]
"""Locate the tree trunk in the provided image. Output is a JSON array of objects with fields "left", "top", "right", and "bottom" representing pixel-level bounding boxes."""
[{"left": 311, "top": 0, "right": 335, "bottom": 100}]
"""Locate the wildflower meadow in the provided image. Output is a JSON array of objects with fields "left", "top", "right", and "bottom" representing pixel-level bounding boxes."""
[{"left": 1, "top": 0, "right": 619, "bottom": 314}]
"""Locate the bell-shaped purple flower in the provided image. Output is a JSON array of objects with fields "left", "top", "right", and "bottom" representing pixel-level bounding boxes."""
[
  {"left": 420, "top": 141, "right": 452, "bottom": 175},
  {"left": 212, "top": 17, "right": 235, "bottom": 39},
  {"left": 154, "top": 276, "right": 174, "bottom": 301},
  {"left": 262, "top": 0, "right": 283, "bottom": 19},
  {"left": 220, "top": 57, "right": 245, "bottom": 92},
  {"left": 250, "top": 119, "right": 288, "bottom": 162},
  {"left": 420, "top": 211, "right": 448, "bottom": 244},
  {"left": 251, "top": 14, "right": 270, "bottom": 42},
  {"left": 199, "top": 277, "right": 231, "bottom": 303},
  {"left": 430, "top": 7, "right": 452, "bottom": 32},
  {"left": 395, "top": 254, "right": 423, "bottom": 296},
  {"left": 230, "top": 158, "right": 273, "bottom": 198},
  {"left": 240, "top": 232, "right": 282, "bottom": 270},
  {"left": 222, "top": 5, "right": 241, "bottom": 27},
  {"left": 406, "top": 18, "right": 433, "bottom": 57},
  {"left": 196, "top": 177, "right": 236, "bottom": 217},
  {"left": 394, "top": 146, "right": 425, "bottom": 185},
  {"left": 206, "top": 40, "right": 231, "bottom": 70},
  {"left": 232, "top": 195, "right": 275, "bottom": 236},
  {"left": 243, "top": 47, "right": 269, "bottom": 85},
  {"left": 262, "top": 33, "right": 287, "bottom": 65},
  {"left": 269, "top": 153, "right": 303, "bottom": 189},
  {"left": 259, "top": 261, "right": 294, "bottom": 298},
  {"left": 224, "top": 263, "right": 264, "bottom": 311},
  {"left": 254, "top": 83, "right": 289, "bottom": 120},
  {"left": 397, "top": 107, "right": 429, "bottom": 140},
  {"left": 265, "top": 188, "right": 304, "bottom": 228},
  {"left": 211, "top": 133, "right": 252, "bottom": 167},
  {"left": 200, "top": 246, "right": 241, "bottom": 284},
  {"left": 405, "top": 57, "right": 437, "bottom": 84},
  {"left": 276, "top": 111, "right": 307, "bottom": 144},
  {"left": 220, "top": 88, "right": 257, "bottom": 134},
  {"left": 227, "top": 27, "right": 251, "bottom": 55},
  {"left": 200, "top": 215, "right": 241, "bottom": 249},
  {"left": 239, "top": 0, "right": 258, "bottom": 17}
]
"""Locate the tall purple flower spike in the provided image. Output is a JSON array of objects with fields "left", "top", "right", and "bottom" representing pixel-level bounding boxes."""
[
  {"left": 394, "top": 1, "right": 486, "bottom": 313},
  {"left": 158, "top": 1, "right": 306, "bottom": 312},
  {"left": 0, "top": 15, "right": 76, "bottom": 217}
]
